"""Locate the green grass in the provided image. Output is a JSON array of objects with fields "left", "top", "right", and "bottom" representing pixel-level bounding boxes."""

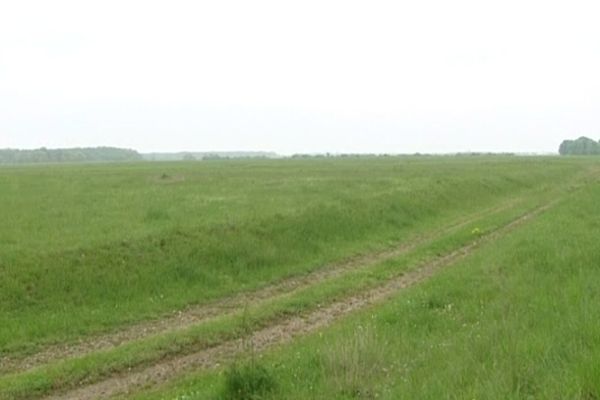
[
  {"left": 3, "top": 155, "right": 600, "bottom": 400},
  {"left": 131, "top": 169, "right": 600, "bottom": 400},
  {"left": 1, "top": 156, "right": 588, "bottom": 355},
  {"left": 0, "top": 195, "right": 542, "bottom": 400}
]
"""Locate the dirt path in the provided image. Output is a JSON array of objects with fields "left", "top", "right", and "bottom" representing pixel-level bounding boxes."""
[
  {"left": 0, "top": 199, "right": 521, "bottom": 374},
  {"left": 45, "top": 200, "right": 553, "bottom": 400}
]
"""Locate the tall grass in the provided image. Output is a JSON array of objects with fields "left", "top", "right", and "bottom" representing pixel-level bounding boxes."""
[{"left": 323, "top": 324, "right": 387, "bottom": 398}]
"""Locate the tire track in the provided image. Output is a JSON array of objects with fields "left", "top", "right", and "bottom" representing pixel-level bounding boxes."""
[
  {"left": 0, "top": 199, "right": 522, "bottom": 374},
  {"left": 45, "top": 200, "right": 553, "bottom": 400}
]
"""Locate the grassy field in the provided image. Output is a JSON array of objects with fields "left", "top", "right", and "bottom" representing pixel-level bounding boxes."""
[
  {"left": 0, "top": 156, "right": 598, "bottom": 399},
  {"left": 134, "top": 175, "right": 600, "bottom": 400}
]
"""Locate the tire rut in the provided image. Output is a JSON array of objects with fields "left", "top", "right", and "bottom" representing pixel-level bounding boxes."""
[
  {"left": 0, "top": 199, "right": 520, "bottom": 374},
  {"left": 45, "top": 200, "right": 552, "bottom": 400}
]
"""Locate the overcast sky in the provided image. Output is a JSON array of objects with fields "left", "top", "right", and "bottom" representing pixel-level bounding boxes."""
[{"left": 1, "top": 0, "right": 599, "bottom": 154}]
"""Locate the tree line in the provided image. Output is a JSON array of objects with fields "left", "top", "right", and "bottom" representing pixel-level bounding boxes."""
[{"left": 0, "top": 147, "right": 142, "bottom": 164}]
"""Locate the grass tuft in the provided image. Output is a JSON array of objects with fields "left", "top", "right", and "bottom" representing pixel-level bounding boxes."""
[
  {"left": 323, "top": 324, "right": 386, "bottom": 398},
  {"left": 220, "top": 361, "right": 277, "bottom": 400}
]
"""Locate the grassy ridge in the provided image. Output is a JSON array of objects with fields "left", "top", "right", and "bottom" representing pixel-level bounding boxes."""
[
  {"left": 0, "top": 157, "right": 587, "bottom": 355},
  {"left": 133, "top": 172, "right": 600, "bottom": 399},
  {"left": 0, "top": 196, "right": 542, "bottom": 400}
]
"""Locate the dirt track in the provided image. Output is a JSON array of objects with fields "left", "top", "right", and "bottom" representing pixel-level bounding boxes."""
[
  {"left": 45, "top": 200, "right": 552, "bottom": 400},
  {"left": 0, "top": 199, "right": 521, "bottom": 374}
]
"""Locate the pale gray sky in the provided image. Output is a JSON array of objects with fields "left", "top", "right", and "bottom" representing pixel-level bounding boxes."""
[{"left": 1, "top": 0, "right": 599, "bottom": 154}]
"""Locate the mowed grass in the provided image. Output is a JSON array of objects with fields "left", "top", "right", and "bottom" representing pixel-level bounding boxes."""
[
  {"left": 130, "top": 166, "right": 600, "bottom": 400},
  {"left": 0, "top": 156, "right": 589, "bottom": 355}
]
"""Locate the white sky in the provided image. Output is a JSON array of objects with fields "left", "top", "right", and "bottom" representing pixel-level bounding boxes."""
[{"left": 1, "top": 0, "right": 599, "bottom": 154}]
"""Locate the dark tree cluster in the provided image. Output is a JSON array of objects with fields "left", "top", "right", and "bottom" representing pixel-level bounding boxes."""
[
  {"left": 559, "top": 137, "right": 600, "bottom": 155},
  {"left": 0, "top": 147, "right": 143, "bottom": 164}
]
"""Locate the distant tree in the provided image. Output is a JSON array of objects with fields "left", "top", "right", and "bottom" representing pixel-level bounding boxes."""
[
  {"left": 182, "top": 153, "right": 196, "bottom": 161},
  {"left": 559, "top": 137, "right": 600, "bottom": 155},
  {"left": 202, "top": 153, "right": 226, "bottom": 161}
]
